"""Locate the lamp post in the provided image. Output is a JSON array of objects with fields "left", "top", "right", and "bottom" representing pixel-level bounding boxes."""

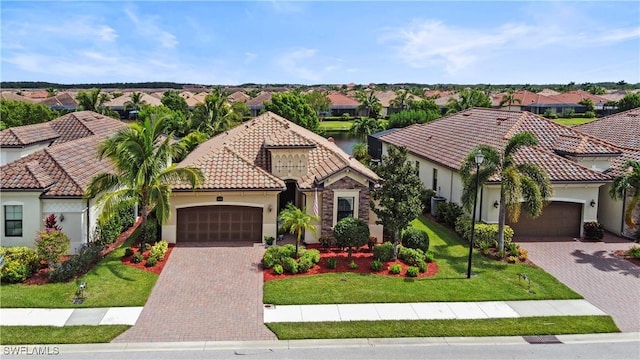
[{"left": 467, "top": 150, "right": 484, "bottom": 279}]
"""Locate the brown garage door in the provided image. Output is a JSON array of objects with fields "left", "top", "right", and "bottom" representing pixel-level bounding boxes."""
[
  {"left": 177, "top": 206, "right": 263, "bottom": 242},
  {"left": 507, "top": 202, "right": 582, "bottom": 237}
]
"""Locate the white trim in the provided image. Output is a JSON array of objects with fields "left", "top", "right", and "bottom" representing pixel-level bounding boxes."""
[{"left": 332, "top": 189, "right": 360, "bottom": 226}]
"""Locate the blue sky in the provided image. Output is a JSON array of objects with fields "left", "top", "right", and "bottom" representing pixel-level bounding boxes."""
[{"left": 1, "top": 1, "right": 639, "bottom": 85}]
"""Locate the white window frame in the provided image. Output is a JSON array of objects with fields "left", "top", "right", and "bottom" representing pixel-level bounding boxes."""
[
  {"left": 332, "top": 189, "right": 360, "bottom": 226},
  {"left": 4, "top": 204, "right": 23, "bottom": 237}
]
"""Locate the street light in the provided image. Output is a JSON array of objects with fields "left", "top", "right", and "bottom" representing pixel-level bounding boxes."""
[{"left": 467, "top": 150, "right": 484, "bottom": 279}]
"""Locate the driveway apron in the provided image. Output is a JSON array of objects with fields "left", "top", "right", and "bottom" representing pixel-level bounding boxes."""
[
  {"left": 518, "top": 236, "right": 639, "bottom": 332},
  {"left": 113, "top": 242, "right": 276, "bottom": 342}
]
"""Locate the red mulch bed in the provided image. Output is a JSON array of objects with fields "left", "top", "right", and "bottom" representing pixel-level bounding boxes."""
[
  {"left": 121, "top": 243, "right": 174, "bottom": 275},
  {"left": 613, "top": 249, "right": 640, "bottom": 267},
  {"left": 263, "top": 245, "right": 438, "bottom": 282}
]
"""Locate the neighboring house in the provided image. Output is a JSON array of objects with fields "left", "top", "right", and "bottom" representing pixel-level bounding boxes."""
[
  {"left": 247, "top": 91, "right": 272, "bottom": 117},
  {"left": 574, "top": 107, "right": 640, "bottom": 238},
  {"left": 327, "top": 91, "right": 361, "bottom": 117},
  {"left": 374, "top": 90, "right": 422, "bottom": 117},
  {"left": 0, "top": 112, "right": 127, "bottom": 253},
  {"left": 373, "top": 107, "right": 620, "bottom": 239},
  {"left": 103, "top": 92, "right": 162, "bottom": 119},
  {"left": 162, "top": 111, "right": 381, "bottom": 244},
  {"left": 227, "top": 91, "right": 250, "bottom": 103},
  {"left": 40, "top": 92, "right": 78, "bottom": 111}
]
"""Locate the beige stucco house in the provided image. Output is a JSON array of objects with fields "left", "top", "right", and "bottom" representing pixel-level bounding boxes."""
[
  {"left": 162, "top": 111, "right": 381, "bottom": 244},
  {"left": 0, "top": 112, "right": 127, "bottom": 252},
  {"left": 374, "top": 107, "right": 623, "bottom": 239}
]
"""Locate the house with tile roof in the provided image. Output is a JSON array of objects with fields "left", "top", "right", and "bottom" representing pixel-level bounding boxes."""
[
  {"left": 39, "top": 92, "right": 79, "bottom": 111},
  {"left": 162, "top": 111, "right": 381, "bottom": 244},
  {"left": 327, "top": 91, "right": 361, "bottom": 117},
  {"left": 374, "top": 107, "right": 622, "bottom": 239},
  {"left": 247, "top": 92, "right": 273, "bottom": 117},
  {"left": 0, "top": 112, "right": 127, "bottom": 252},
  {"left": 0, "top": 111, "right": 126, "bottom": 166},
  {"left": 574, "top": 107, "right": 640, "bottom": 238}
]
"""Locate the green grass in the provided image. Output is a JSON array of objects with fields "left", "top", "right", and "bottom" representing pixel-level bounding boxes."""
[
  {"left": 263, "top": 217, "right": 580, "bottom": 305},
  {"left": 553, "top": 117, "right": 597, "bottom": 126},
  {"left": 0, "top": 325, "right": 131, "bottom": 344},
  {"left": 0, "top": 232, "right": 158, "bottom": 308},
  {"left": 266, "top": 316, "right": 619, "bottom": 339},
  {"left": 318, "top": 120, "right": 353, "bottom": 131}
]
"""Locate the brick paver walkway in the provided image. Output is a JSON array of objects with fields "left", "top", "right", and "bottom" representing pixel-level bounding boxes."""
[
  {"left": 518, "top": 234, "right": 639, "bottom": 332},
  {"left": 113, "top": 242, "right": 276, "bottom": 342}
]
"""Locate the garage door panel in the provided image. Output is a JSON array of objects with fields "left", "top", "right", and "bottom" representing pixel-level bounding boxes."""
[
  {"left": 508, "top": 202, "right": 582, "bottom": 237},
  {"left": 177, "top": 206, "right": 262, "bottom": 242}
]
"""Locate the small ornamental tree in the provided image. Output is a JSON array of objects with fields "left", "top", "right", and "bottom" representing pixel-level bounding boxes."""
[
  {"left": 44, "top": 213, "right": 62, "bottom": 231},
  {"left": 333, "top": 217, "right": 370, "bottom": 260},
  {"left": 35, "top": 230, "right": 70, "bottom": 268}
]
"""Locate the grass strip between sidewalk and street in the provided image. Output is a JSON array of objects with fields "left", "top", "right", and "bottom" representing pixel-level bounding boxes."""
[
  {"left": 0, "top": 325, "right": 131, "bottom": 345},
  {"left": 266, "top": 316, "right": 619, "bottom": 340}
]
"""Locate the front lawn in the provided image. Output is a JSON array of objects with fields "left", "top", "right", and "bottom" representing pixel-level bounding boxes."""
[
  {"left": 267, "top": 316, "right": 618, "bottom": 339},
  {"left": 318, "top": 120, "right": 353, "bottom": 131},
  {"left": 263, "top": 216, "right": 580, "bottom": 305},
  {"left": 553, "top": 117, "right": 596, "bottom": 126},
  {"left": 0, "top": 325, "right": 130, "bottom": 344},
  {"left": 0, "top": 233, "right": 158, "bottom": 308}
]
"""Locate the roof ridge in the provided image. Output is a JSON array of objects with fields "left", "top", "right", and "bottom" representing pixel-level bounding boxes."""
[
  {"left": 502, "top": 112, "right": 526, "bottom": 140},
  {"left": 565, "top": 121, "right": 630, "bottom": 152},
  {"left": 24, "top": 160, "right": 53, "bottom": 188},
  {"left": 528, "top": 146, "right": 611, "bottom": 180}
]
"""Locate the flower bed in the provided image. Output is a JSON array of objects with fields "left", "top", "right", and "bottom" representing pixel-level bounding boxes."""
[
  {"left": 263, "top": 244, "right": 438, "bottom": 282},
  {"left": 121, "top": 243, "right": 174, "bottom": 275}
]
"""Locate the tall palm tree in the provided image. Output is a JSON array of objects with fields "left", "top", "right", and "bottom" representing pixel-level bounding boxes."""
[
  {"left": 499, "top": 89, "right": 522, "bottom": 108},
  {"left": 446, "top": 88, "right": 492, "bottom": 114},
  {"left": 192, "top": 88, "right": 243, "bottom": 136},
  {"left": 355, "top": 90, "right": 382, "bottom": 118},
  {"left": 76, "top": 88, "right": 119, "bottom": 119},
  {"left": 46, "top": 87, "right": 57, "bottom": 98},
  {"left": 124, "top": 92, "right": 147, "bottom": 111},
  {"left": 390, "top": 89, "right": 412, "bottom": 111},
  {"left": 352, "top": 142, "right": 371, "bottom": 165},
  {"left": 85, "top": 115, "right": 204, "bottom": 246},
  {"left": 609, "top": 160, "right": 640, "bottom": 228},
  {"left": 278, "top": 203, "right": 319, "bottom": 259},
  {"left": 460, "top": 132, "right": 552, "bottom": 252},
  {"left": 350, "top": 117, "right": 381, "bottom": 140}
]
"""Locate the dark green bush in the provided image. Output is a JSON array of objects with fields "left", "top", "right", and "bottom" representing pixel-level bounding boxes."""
[
  {"left": 96, "top": 204, "right": 136, "bottom": 245},
  {"left": 131, "top": 253, "right": 143, "bottom": 264},
  {"left": 373, "top": 242, "right": 395, "bottom": 261},
  {"left": 406, "top": 266, "right": 419, "bottom": 277},
  {"left": 348, "top": 261, "right": 358, "bottom": 269},
  {"left": 562, "top": 109, "right": 576, "bottom": 118},
  {"left": 389, "top": 263, "right": 402, "bottom": 274},
  {"left": 435, "top": 202, "right": 464, "bottom": 227},
  {"left": 401, "top": 227, "right": 430, "bottom": 253},
  {"left": 297, "top": 257, "right": 315, "bottom": 273},
  {"left": 143, "top": 216, "right": 159, "bottom": 243},
  {"left": 282, "top": 257, "right": 299, "bottom": 274},
  {"left": 398, "top": 246, "right": 426, "bottom": 266},
  {"left": 418, "top": 261, "right": 427, "bottom": 273},
  {"left": 327, "top": 257, "right": 338, "bottom": 269},
  {"left": 370, "top": 259, "right": 383, "bottom": 271},
  {"left": 584, "top": 111, "right": 596, "bottom": 118},
  {"left": 454, "top": 216, "right": 514, "bottom": 249},
  {"left": 333, "top": 217, "right": 370, "bottom": 258},
  {"left": 273, "top": 264, "right": 284, "bottom": 275},
  {"left": 49, "top": 244, "right": 103, "bottom": 283},
  {"left": 425, "top": 251, "right": 435, "bottom": 263},
  {"left": 124, "top": 248, "right": 134, "bottom": 257},
  {"left": 145, "top": 256, "right": 158, "bottom": 267},
  {"left": 318, "top": 235, "right": 336, "bottom": 248},
  {"left": 583, "top": 221, "right": 604, "bottom": 240}
]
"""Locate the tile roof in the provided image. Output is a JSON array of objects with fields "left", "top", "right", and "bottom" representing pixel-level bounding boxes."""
[
  {"left": 228, "top": 91, "right": 250, "bottom": 102},
  {"left": 574, "top": 108, "right": 640, "bottom": 151},
  {"left": 179, "top": 111, "right": 378, "bottom": 191},
  {"left": 1, "top": 91, "right": 38, "bottom": 103},
  {"left": 379, "top": 108, "right": 616, "bottom": 183},
  {"left": 0, "top": 111, "right": 126, "bottom": 147},
  {"left": 327, "top": 91, "right": 360, "bottom": 107},
  {"left": 547, "top": 90, "right": 609, "bottom": 105},
  {"left": 607, "top": 150, "right": 640, "bottom": 177},
  {"left": 0, "top": 135, "right": 117, "bottom": 197},
  {"left": 246, "top": 92, "right": 272, "bottom": 107},
  {"left": 40, "top": 92, "right": 78, "bottom": 108}
]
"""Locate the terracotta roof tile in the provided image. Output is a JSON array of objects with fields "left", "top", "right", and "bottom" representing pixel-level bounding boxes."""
[
  {"left": 380, "top": 108, "right": 616, "bottom": 183},
  {"left": 327, "top": 91, "right": 360, "bottom": 107},
  {"left": 0, "top": 122, "right": 59, "bottom": 147},
  {"left": 179, "top": 112, "right": 378, "bottom": 191},
  {"left": 246, "top": 92, "right": 272, "bottom": 107},
  {"left": 40, "top": 92, "right": 78, "bottom": 108},
  {"left": 574, "top": 108, "right": 640, "bottom": 151}
]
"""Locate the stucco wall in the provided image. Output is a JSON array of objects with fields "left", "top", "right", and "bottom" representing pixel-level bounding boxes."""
[
  {"left": 42, "top": 199, "right": 88, "bottom": 254},
  {"left": 598, "top": 184, "right": 624, "bottom": 236},
  {"left": 0, "top": 192, "right": 42, "bottom": 248},
  {"left": 163, "top": 191, "right": 280, "bottom": 243},
  {"left": 1, "top": 143, "right": 50, "bottom": 166}
]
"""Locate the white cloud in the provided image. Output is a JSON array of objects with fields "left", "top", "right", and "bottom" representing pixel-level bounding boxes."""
[{"left": 124, "top": 6, "right": 178, "bottom": 49}]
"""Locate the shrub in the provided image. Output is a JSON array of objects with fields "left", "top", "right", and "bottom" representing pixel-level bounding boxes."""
[
  {"left": 145, "top": 256, "right": 158, "bottom": 267},
  {"left": 150, "top": 240, "right": 169, "bottom": 260},
  {"left": 418, "top": 261, "right": 427, "bottom": 273},
  {"left": 455, "top": 216, "right": 514, "bottom": 249},
  {"left": 518, "top": 248, "right": 529, "bottom": 262},
  {"left": 262, "top": 244, "right": 298, "bottom": 269},
  {"left": 435, "top": 202, "right": 464, "bottom": 227},
  {"left": 143, "top": 216, "right": 159, "bottom": 243},
  {"left": 273, "top": 264, "right": 284, "bottom": 275},
  {"left": 131, "top": 253, "right": 143, "bottom": 264},
  {"left": 145, "top": 243, "right": 152, "bottom": 251},
  {"left": 35, "top": 229, "right": 70, "bottom": 266},
  {"left": 424, "top": 251, "right": 435, "bottom": 263},
  {"left": 95, "top": 204, "right": 135, "bottom": 245},
  {"left": 626, "top": 245, "right": 640, "bottom": 259},
  {"left": 370, "top": 259, "right": 383, "bottom": 272},
  {"left": 419, "top": 188, "right": 437, "bottom": 214},
  {"left": 584, "top": 111, "right": 596, "bottom": 118},
  {"left": 124, "top": 248, "right": 134, "bottom": 257},
  {"left": 373, "top": 242, "right": 395, "bottom": 262},
  {"left": 562, "top": 108, "right": 576, "bottom": 118},
  {"left": 48, "top": 244, "right": 103, "bottom": 283},
  {"left": 2, "top": 261, "right": 31, "bottom": 283},
  {"left": 398, "top": 246, "right": 426, "bottom": 266},
  {"left": 333, "top": 217, "right": 370, "bottom": 259},
  {"left": 583, "top": 221, "right": 604, "bottom": 240},
  {"left": 401, "top": 227, "right": 430, "bottom": 253},
  {"left": 318, "top": 235, "right": 336, "bottom": 249},
  {"left": 327, "top": 257, "right": 338, "bottom": 269},
  {"left": 264, "top": 236, "right": 275, "bottom": 246},
  {"left": 297, "top": 257, "right": 314, "bottom": 273},
  {"left": 0, "top": 246, "right": 40, "bottom": 277},
  {"left": 300, "top": 249, "right": 321, "bottom": 265},
  {"left": 543, "top": 109, "right": 559, "bottom": 119},
  {"left": 507, "top": 256, "right": 519, "bottom": 264},
  {"left": 282, "top": 257, "right": 299, "bottom": 274},
  {"left": 348, "top": 260, "right": 358, "bottom": 270},
  {"left": 389, "top": 263, "right": 402, "bottom": 274},
  {"left": 507, "top": 242, "right": 520, "bottom": 256},
  {"left": 406, "top": 266, "right": 419, "bottom": 277}
]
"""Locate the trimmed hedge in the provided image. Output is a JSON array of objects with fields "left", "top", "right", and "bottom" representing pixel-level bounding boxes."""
[
  {"left": 454, "top": 216, "right": 514, "bottom": 249},
  {"left": 0, "top": 247, "right": 40, "bottom": 283},
  {"left": 373, "top": 242, "right": 395, "bottom": 261},
  {"left": 401, "top": 227, "right": 430, "bottom": 253},
  {"left": 435, "top": 202, "right": 464, "bottom": 227},
  {"left": 262, "top": 245, "right": 320, "bottom": 274}
]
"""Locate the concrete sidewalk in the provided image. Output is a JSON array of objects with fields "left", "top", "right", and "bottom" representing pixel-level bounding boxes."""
[
  {"left": 0, "top": 300, "right": 607, "bottom": 327},
  {"left": 263, "top": 299, "right": 607, "bottom": 323}
]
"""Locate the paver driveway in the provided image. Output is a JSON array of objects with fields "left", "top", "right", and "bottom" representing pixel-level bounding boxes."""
[
  {"left": 113, "top": 242, "right": 276, "bottom": 342},
  {"left": 518, "top": 235, "right": 640, "bottom": 332}
]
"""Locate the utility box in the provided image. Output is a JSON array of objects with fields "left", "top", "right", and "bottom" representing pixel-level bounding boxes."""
[{"left": 431, "top": 196, "right": 447, "bottom": 217}]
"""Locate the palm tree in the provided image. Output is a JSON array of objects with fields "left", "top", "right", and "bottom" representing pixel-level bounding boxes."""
[
  {"left": 499, "top": 89, "right": 522, "bottom": 108},
  {"left": 446, "top": 88, "right": 492, "bottom": 114},
  {"left": 192, "top": 88, "right": 242, "bottom": 136},
  {"left": 355, "top": 90, "right": 382, "bottom": 118},
  {"left": 124, "top": 92, "right": 147, "bottom": 111},
  {"left": 609, "top": 160, "right": 640, "bottom": 228},
  {"left": 390, "top": 89, "right": 412, "bottom": 112},
  {"left": 46, "top": 87, "right": 57, "bottom": 98},
  {"left": 352, "top": 142, "right": 371, "bottom": 165},
  {"left": 350, "top": 117, "right": 381, "bottom": 140},
  {"left": 278, "top": 203, "right": 319, "bottom": 259},
  {"left": 460, "top": 132, "right": 552, "bottom": 252},
  {"left": 85, "top": 115, "right": 204, "bottom": 247},
  {"left": 76, "top": 88, "right": 119, "bottom": 119}
]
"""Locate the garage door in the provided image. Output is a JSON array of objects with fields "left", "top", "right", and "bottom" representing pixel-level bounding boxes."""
[
  {"left": 177, "top": 206, "right": 263, "bottom": 242},
  {"left": 507, "top": 202, "right": 582, "bottom": 238}
]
